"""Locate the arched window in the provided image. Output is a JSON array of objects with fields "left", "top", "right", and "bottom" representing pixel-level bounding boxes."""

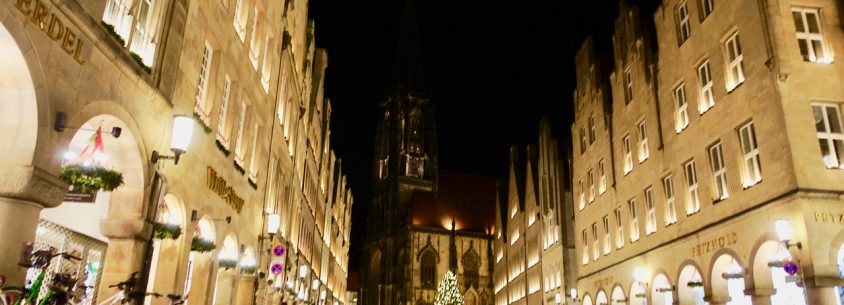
[
  {"left": 421, "top": 250, "right": 437, "bottom": 288},
  {"left": 463, "top": 248, "right": 480, "bottom": 290}
]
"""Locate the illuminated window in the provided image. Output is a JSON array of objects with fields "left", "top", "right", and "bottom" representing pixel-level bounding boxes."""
[
  {"left": 663, "top": 176, "right": 678, "bottom": 225},
  {"left": 638, "top": 121, "right": 649, "bottom": 162},
  {"left": 792, "top": 7, "right": 829, "bottom": 63},
  {"left": 249, "top": 8, "right": 263, "bottom": 70},
  {"left": 589, "top": 115, "right": 597, "bottom": 144},
  {"left": 812, "top": 103, "right": 844, "bottom": 169},
  {"left": 598, "top": 159, "right": 607, "bottom": 194},
  {"left": 628, "top": 199, "right": 639, "bottom": 242},
  {"left": 698, "top": 60, "right": 715, "bottom": 113},
  {"left": 591, "top": 223, "right": 599, "bottom": 261},
  {"left": 739, "top": 122, "right": 762, "bottom": 186},
  {"left": 675, "top": 84, "right": 689, "bottom": 132},
  {"left": 615, "top": 208, "right": 624, "bottom": 248},
  {"left": 623, "top": 135, "right": 633, "bottom": 174},
  {"left": 579, "top": 179, "right": 586, "bottom": 210},
  {"left": 602, "top": 215, "right": 610, "bottom": 255},
  {"left": 581, "top": 230, "right": 589, "bottom": 265},
  {"left": 580, "top": 127, "right": 587, "bottom": 154},
  {"left": 233, "top": 0, "right": 249, "bottom": 40},
  {"left": 194, "top": 42, "right": 214, "bottom": 123},
  {"left": 102, "top": 0, "right": 159, "bottom": 66},
  {"left": 248, "top": 124, "right": 260, "bottom": 180},
  {"left": 235, "top": 102, "right": 248, "bottom": 162},
  {"left": 709, "top": 142, "right": 729, "bottom": 200},
  {"left": 624, "top": 68, "right": 634, "bottom": 104},
  {"left": 216, "top": 75, "right": 232, "bottom": 147},
  {"left": 676, "top": 1, "right": 691, "bottom": 44},
  {"left": 684, "top": 160, "right": 701, "bottom": 215},
  {"left": 724, "top": 32, "right": 745, "bottom": 91},
  {"left": 588, "top": 169, "right": 595, "bottom": 203},
  {"left": 645, "top": 187, "right": 656, "bottom": 235},
  {"left": 699, "top": 0, "right": 714, "bottom": 20}
]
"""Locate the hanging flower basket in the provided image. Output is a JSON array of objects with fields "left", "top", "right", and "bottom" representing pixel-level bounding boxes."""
[
  {"left": 686, "top": 281, "right": 704, "bottom": 287},
  {"left": 60, "top": 164, "right": 124, "bottom": 193},
  {"left": 153, "top": 222, "right": 182, "bottom": 240},
  {"left": 218, "top": 259, "right": 237, "bottom": 270},
  {"left": 191, "top": 236, "right": 216, "bottom": 253},
  {"left": 241, "top": 265, "right": 257, "bottom": 274}
]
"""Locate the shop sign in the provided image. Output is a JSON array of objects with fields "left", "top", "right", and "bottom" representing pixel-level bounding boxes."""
[
  {"left": 691, "top": 232, "right": 737, "bottom": 257},
  {"left": 14, "top": 0, "right": 86, "bottom": 65},
  {"left": 206, "top": 166, "right": 245, "bottom": 213},
  {"left": 593, "top": 276, "right": 613, "bottom": 289},
  {"left": 64, "top": 188, "right": 97, "bottom": 203},
  {"left": 814, "top": 212, "right": 844, "bottom": 223}
]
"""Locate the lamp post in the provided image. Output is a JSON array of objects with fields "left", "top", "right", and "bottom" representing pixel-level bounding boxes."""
[
  {"left": 569, "top": 288, "right": 579, "bottom": 305},
  {"left": 151, "top": 115, "right": 194, "bottom": 164}
]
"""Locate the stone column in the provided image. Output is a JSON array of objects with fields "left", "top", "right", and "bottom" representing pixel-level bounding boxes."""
[
  {"left": 96, "top": 218, "right": 151, "bottom": 303},
  {"left": 745, "top": 287, "right": 775, "bottom": 305},
  {"left": 234, "top": 276, "right": 256, "bottom": 305},
  {"left": 805, "top": 286, "right": 837, "bottom": 305},
  {"left": 0, "top": 166, "right": 67, "bottom": 287}
]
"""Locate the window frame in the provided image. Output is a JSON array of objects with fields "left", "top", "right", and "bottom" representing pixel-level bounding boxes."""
[
  {"left": 589, "top": 115, "right": 597, "bottom": 144},
  {"left": 684, "top": 160, "right": 701, "bottom": 215},
  {"left": 697, "top": 60, "right": 715, "bottom": 113},
  {"left": 663, "top": 175, "right": 678, "bottom": 225},
  {"left": 582, "top": 229, "right": 589, "bottom": 265},
  {"left": 598, "top": 159, "right": 607, "bottom": 194},
  {"left": 709, "top": 142, "right": 729, "bottom": 200},
  {"left": 216, "top": 74, "right": 232, "bottom": 146},
  {"left": 677, "top": 1, "right": 691, "bottom": 44},
  {"left": 591, "top": 223, "right": 599, "bottom": 261},
  {"left": 628, "top": 198, "right": 639, "bottom": 242},
  {"left": 580, "top": 126, "right": 587, "bottom": 154},
  {"left": 602, "top": 215, "right": 611, "bottom": 255},
  {"left": 624, "top": 68, "right": 634, "bottom": 104},
  {"left": 739, "top": 121, "right": 762, "bottom": 187},
  {"left": 792, "top": 7, "right": 829, "bottom": 63},
  {"left": 623, "top": 134, "right": 633, "bottom": 174},
  {"left": 615, "top": 208, "right": 624, "bottom": 249},
  {"left": 638, "top": 120, "right": 649, "bottom": 163},
  {"left": 812, "top": 103, "right": 844, "bottom": 169},
  {"left": 588, "top": 169, "right": 596, "bottom": 203},
  {"left": 699, "top": 0, "right": 714, "bottom": 21},
  {"left": 194, "top": 41, "right": 214, "bottom": 123},
  {"left": 645, "top": 187, "right": 657, "bottom": 235},
  {"left": 578, "top": 179, "right": 586, "bottom": 210},
  {"left": 724, "top": 32, "right": 745, "bottom": 91},
  {"left": 675, "top": 83, "right": 689, "bottom": 132}
]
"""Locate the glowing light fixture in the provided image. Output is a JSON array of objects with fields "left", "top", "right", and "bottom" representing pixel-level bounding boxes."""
[
  {"left": 775, "top": 219, "right": 792, "bottom": 242},
  {"left": 267, "top": 213, "right": 281, "bottom": 234},
  {"left": 152, "top": 115, "right": 194, "bottom": 164}
]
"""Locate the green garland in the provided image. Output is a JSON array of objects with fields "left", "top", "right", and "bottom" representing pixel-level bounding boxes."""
[
  {"left": 687, "top": 281, "right": 704, "bottom": 287},
  {"left": 60, "top": 164, "right": 124, "bottom": 193},
  {"left": 193, "top": 113, "right": 213, "bottom": 133},
  {"left": 130, "top": 52, "right": 151, "bottom": 74},
  {"left": 215, "top": 139, "right": 232, "bottom": 156},
  {"left": 191, "top": 236, "right": 216, "bottom": 252},
  {"left": 233, "top": 161, "right": 246, "bottom": 175},
  {"left": 241, "top": 265, "right": 257, "bottom": 274},
  {"left": 101, "top": 22, "right": 126, "bottom": 46},
  {"left": 218, "top": 259, "right": 237, "bottom": 270},
  {"left": 153, "top": 222, "right": 182, "bottom": 240}
]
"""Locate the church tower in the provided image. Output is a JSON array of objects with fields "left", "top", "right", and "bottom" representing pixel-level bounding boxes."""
[
  {"left": 364, "top": 0, "right": 438, "bottom": 304},
  {"left": 368, "top": 0, "right": 438, "bottom": 238}
]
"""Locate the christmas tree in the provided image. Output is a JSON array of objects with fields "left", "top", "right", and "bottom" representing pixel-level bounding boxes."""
[{"left": 434, "top": 270, "right": 464, "bottom": 305}]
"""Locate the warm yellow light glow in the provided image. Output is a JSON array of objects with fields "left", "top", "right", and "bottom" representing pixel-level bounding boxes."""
[
  {"left": 775, "top": 219, "right": 792, "bottom": 242},
  {"left": 170, "top": 115, "right": 195, "bottom": 152},
  {"left": 267, "top": 213, "right": 281, "bottom": 234}
]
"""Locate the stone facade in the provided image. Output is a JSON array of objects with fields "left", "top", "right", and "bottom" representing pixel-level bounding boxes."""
[
  {"left": 571, "top": 1, "right": 844, "bottom": 305},
  {"left": 493, "top": 120, "right": 575, "bottom": 305},
  {"left": 0, "top": 0, "right": 353, "bottom": 304}
]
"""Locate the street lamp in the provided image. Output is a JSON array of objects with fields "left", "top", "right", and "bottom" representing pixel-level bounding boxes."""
[
  {"left": 152, "top": 115, "right": 194, "bottom": 164},
  {"left": 260, "top": 213, "right": 281, "bottom": 240},
  {"left": 570, "top": 288, "right": 579, "bottom": 304},
  {"left": 775, "top": 219, "right": 802, "bottom": 249}
]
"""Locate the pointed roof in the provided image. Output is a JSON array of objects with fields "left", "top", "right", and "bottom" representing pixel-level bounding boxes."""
[{"left": 391, "top": 0, "right": 428, "bottom": 97}]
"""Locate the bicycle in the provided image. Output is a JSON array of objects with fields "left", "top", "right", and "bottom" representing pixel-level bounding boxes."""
[
  {"left": 14, "top": 247, "right": 82, "bottom": 305},
  {"left": 0, "top": 276, "right": 26, "bottom": 305},
  {"left": 96, "top": 273, "right": 187, "bottom": 305}
]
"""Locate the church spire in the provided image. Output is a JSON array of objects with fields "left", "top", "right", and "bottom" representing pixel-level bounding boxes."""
[{"left": 391, "top": 0, "right": 427, "bottom": 97}]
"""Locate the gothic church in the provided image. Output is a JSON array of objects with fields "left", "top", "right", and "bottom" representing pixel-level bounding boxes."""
[{"left": 361, "top": 1, "right": 495, "bottom": 305}]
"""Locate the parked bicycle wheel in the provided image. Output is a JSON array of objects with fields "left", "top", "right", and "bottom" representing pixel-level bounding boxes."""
[{"left": 2, "top": 287, "right": 25, "bottom": 305}]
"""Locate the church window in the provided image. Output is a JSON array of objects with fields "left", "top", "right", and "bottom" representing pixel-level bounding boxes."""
[
  {"left": 421, "top": 250, "right": 437, "bottom": 288},
  {"left": 463, "top": 249, "right": 480, "bottom": 290}
]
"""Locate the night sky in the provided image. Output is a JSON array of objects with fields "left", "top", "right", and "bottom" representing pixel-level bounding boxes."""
[{"left": 308, "top": 0, "right": 660, "bottom": 273}]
